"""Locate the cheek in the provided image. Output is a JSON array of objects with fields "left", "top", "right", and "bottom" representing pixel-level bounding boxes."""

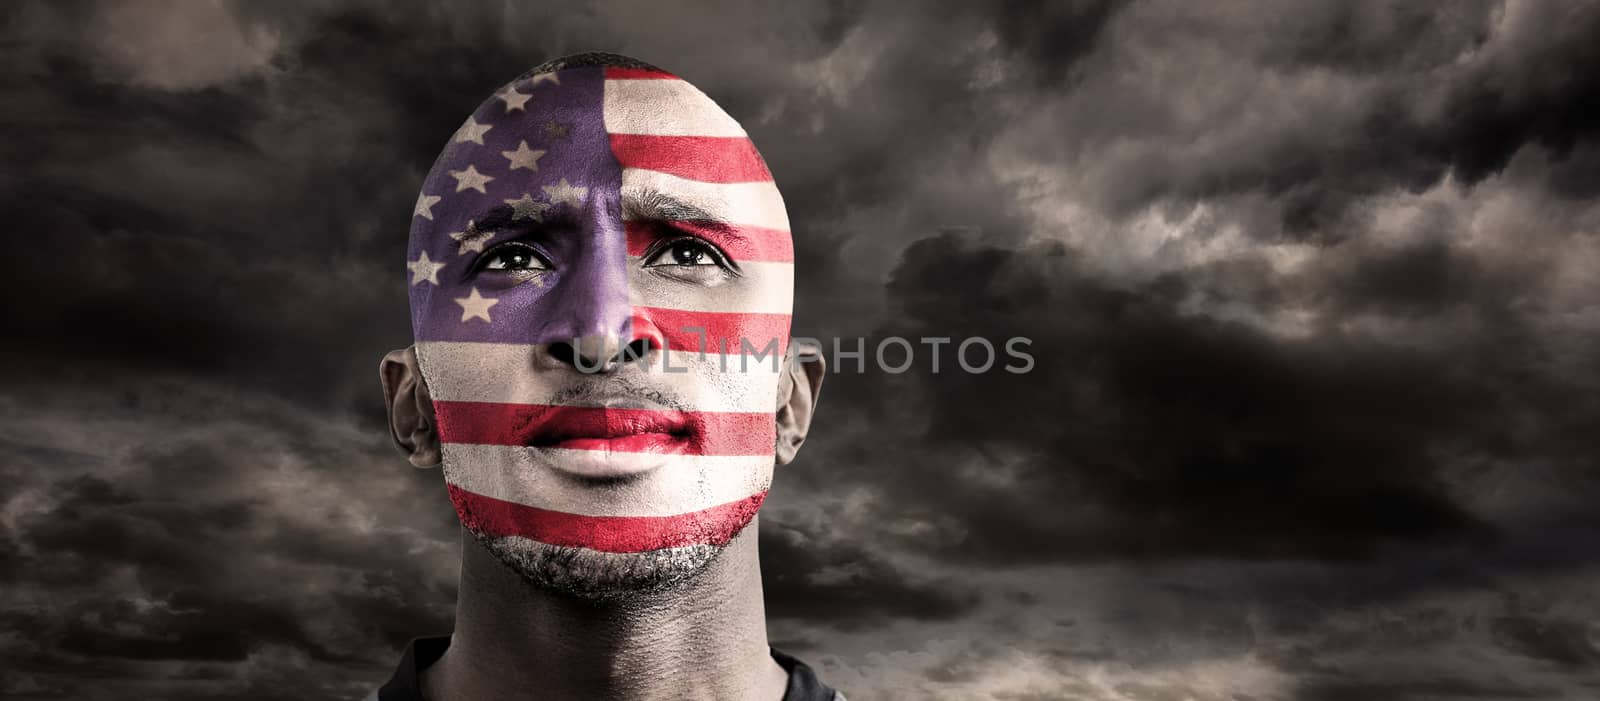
[
  {"left": 416, "top": 344, "right": 561, "bottom": 424},
  {"left": 638, "top": 328, "right": 786, "bottom": 411},
  {"left": 701, "top": 359, "right": 782, "bottom": 411},
  {"left": 629, "top": 265, "right": 792, "bottom": 356}
]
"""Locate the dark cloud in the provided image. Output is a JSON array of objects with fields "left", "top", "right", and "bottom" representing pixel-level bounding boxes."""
[
  {"left": 761, "top": 518, "right": 981, "bottom": 628},
  {"left": 0, "top": 379, "right": 456, "bottom": 699},
  {"left": 1295, "top": 677, "right": 1555, "bottom": 701},
  {"left": 999, "top": 2, "right": 1600, "bottom": 237},
  {"left": 1489, "top": 616, "right": 1600, "bottom": 669},
  {"left": 991, "top": 0, "right": 1122, "bottom": 81},
  {"left": 817, "top": 233, "right": 1511, "bottom": 564}
]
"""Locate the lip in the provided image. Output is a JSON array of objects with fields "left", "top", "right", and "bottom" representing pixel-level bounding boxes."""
[{"left": 518, "top": 404, "right": 694, "bottom": 478}]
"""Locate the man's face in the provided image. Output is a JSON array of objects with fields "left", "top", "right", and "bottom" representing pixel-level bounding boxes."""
[{"left": 405, "top": 64, "right": 793, "bottom": 597}]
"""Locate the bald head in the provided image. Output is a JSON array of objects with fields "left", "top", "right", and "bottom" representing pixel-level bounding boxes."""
[{"left": 406, "top": 52, "right": 791, "bottom": 349}]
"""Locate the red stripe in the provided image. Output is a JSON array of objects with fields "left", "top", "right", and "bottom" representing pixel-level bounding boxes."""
[
  {"left": 608, "top": 134, "right": 771, "bottom": 183},
  {"left": 604, "top": 67, "right": 678, "bottom": 80},
  {"left": 625, "top": 220, "right": 793, "bottom": 262},
  {"left": 435, "top": 401, "right": 777, "bottom": 456},
  {"left": 637, "top": 307, "right": 790, "bottom": 357},
  {"left": 448, "top": 484, "right": 765, "bottom": 553}
]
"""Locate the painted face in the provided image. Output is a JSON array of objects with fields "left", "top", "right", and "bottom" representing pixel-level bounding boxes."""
[{"left": 405, "top": 63, "right": 792, "bottom": 586}]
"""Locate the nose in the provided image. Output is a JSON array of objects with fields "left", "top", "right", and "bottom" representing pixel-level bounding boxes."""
[
  {"left": 530, "top": 188, "right": 634, "bottom": 362},
  {"left": 547, "top": 311, "right": 665, "bottom": 373}
]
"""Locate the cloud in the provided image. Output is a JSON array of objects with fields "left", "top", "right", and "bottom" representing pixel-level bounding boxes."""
[
  {"left": 761, "top": 515, "right": 981, "bottom": 629},
  {"left": 0, "top": 377, "right": 458, "bottom": 698},
  {"left": 8, "top": 1, "right": 282, "bottom": 91},
  {"left": 811, "top": 232, "right": 1506, "bottom": 565}
]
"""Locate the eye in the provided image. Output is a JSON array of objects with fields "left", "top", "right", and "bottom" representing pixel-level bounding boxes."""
[
  {"left": 643, "top": 238, "right": 726, "bottom": 268},
  {"left": 480, "top": 243, "right": 549, "bottom": 272}
]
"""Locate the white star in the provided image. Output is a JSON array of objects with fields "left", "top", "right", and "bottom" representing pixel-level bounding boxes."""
[
  {"left": 452, "top": 117, "right": 492, "bottom": 145},
  {"left": 414, "top": 193, "right": 441, "bottom": 220},
  {"left": 449, "top": 164, "right": 494, "bottom": 194},
  {"left": 502, "top": 140, "right": 546, "bottom": 171},
  {"left": 407, "top": 251, "right": 446, "bottom": 286},
  {"left": 495, "top": 84, "right": 532, "bottom": 113},
  {"left": 449, "top": 220, "right": 494, "bottom": 255},
  {"left": 530, "top": 71, "right": 560, "bottom": 87},
  {"left": 504, "top": 193, "right": 550, "bottom": 222},
  {"left": 454, "top": 287, "right": 499, "bottom": 323},
  {"left": 542, "top": 178, "right": 587, "bottom": 209}
]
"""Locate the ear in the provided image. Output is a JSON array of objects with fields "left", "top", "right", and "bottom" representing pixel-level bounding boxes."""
[
  {"left": 775, "top": 340, "right": 826, "bottom": 465},
  {"left": 380, "top": 346, "right": 442, "bottom": 468}
]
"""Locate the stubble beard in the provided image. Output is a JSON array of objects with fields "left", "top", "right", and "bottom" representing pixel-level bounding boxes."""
[{"left": 467, "top": 529, "right": 725, "bottom": 603}]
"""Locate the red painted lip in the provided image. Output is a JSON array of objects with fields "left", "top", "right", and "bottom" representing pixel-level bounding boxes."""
[
  {"left": 519, "top": 405, "right": 693, "bottom": 454},
  {"left": 434, "top": 401, "right": 777, "bottom": 456}
]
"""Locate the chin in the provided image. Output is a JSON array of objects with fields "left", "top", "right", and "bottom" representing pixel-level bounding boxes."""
[{"left": 472, "top": 530, "right": 728, "bottom": 602}]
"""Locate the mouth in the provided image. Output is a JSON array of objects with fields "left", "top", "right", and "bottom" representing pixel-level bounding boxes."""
[
  {"left": 517, "top": 403, "right": 695, "bottom": 478},
  {"left": 529, "top": 409, "right": 691, "bottom": 451}
]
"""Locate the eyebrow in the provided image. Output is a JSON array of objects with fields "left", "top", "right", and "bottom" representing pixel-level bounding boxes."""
[{"left": 621, "top": 186, "right": 738, "bottom": 236}]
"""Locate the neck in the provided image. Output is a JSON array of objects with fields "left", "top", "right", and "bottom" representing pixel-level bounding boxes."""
[{"left": 423, "top": 518, "right": 787, "bottom": 701}]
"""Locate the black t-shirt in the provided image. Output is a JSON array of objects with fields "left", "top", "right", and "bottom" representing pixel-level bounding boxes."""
[{"left": 368, "top": 635, "right": 845, "bottom": 701}]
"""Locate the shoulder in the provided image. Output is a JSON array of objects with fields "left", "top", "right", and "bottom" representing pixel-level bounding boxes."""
[
  {"left": 770, "top": 646, "right": 845, "bottom": 701},
  {"left": 368, "top": 635, "right": 452, "bottom": 701}
]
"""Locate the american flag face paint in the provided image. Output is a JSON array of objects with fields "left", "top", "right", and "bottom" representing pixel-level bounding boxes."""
[{"left": 407, "top": 65, "right": 792, "bottom": 557}]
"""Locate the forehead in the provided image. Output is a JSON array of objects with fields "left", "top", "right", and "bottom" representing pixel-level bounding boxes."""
[
  {"left": 406, "top": 64, "right": 794, "bottom": 347},
  {"left": 410, "top": 65, "right": 786, "bottom": 239}
]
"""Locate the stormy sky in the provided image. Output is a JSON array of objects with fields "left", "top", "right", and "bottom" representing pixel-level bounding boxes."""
[{"left": 4, "top": 1, "right": 1600, "bottom": 699}]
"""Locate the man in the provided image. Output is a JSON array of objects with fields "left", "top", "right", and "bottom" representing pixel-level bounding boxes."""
[{"left": 371, "top": 51, "right": 839, "bottom": 700}]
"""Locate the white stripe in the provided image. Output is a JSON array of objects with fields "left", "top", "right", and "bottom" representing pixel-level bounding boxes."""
[
  {"left": 603, "top": 79, "right": 747, "bottom": 137},
  {"left": 418, "top": 341, "right": 783, "bottom": 411},
  {"left": 628, "top": 258, "right": 793, "bottom": 314},
  {"left": 443, "top": 444, "right": 772, "bottom": 517},
  {"left": 621, "top": 169, "right": 789, "bottom": 231}
]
